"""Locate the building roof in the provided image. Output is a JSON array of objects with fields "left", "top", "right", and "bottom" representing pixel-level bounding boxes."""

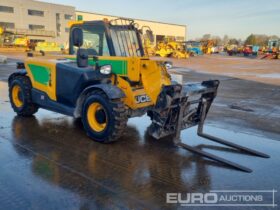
[
  {"left": 35, "top": 0, "right": 75, "bottom": 9},
  {"left": 76, "top": 10, "right": 186, "bottom": 28}
]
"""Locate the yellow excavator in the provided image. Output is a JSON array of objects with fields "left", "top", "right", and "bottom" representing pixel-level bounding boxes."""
[
  {"left": 155, "top": 41, "right": 173, "bottom": 57},
  {"left": 155, "top": 38, "right": 189, "bottom": 59}
]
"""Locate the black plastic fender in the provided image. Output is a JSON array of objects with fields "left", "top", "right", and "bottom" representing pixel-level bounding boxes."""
[
  {"left": 74, "top": 83, "right": 126, "bottom": 118},
  {"left": 8, "top": 70, "right": 27, "bottom": 85},
  {"left": 83, "top": 84, "right": 125, "bottom": 99}
]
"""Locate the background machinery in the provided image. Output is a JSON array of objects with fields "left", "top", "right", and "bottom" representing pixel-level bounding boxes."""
[
  {"left": 0, "top": 26, "right": 61, "bottom": 52},
  {"left": 8, "top": 18, "right": 269, "bottom": 172},
  {"left": 201, "top": 40, "right": 214, "bottom": 54},
  {"left": 155, "top": 41, "right": 173, "bottom": 57},
  {"left": 168, "top": 41, "right": 189, "bottom": 59},
  {"left": 142, "top": 26, "right": 156, "bottom": 57},
  {"left": 260, "top": 39, "right": 280, "bottom": 59},
  {"left": 268, "top": 39, "right": 280, "bottom": 53},
  {"left": 155, "top": 38, "right": 189, "bottom": 59},
  {"left": 0, "top": 29, "right": 29, "bottom": 49},
  {"left": 143, "top": 36, "right": 155, "bottom": 56},
  {"left": 226, "top": 44, "right": 238, "bottom": 56},
  {"left": 267, "top": 39, "right": 280, "bottom": 59},
  {"left": 185, "top": 41, "right": 203, "bottom": 56},
  {"left": 35, "top": 42, "right": 62, "bottom": 52},
  {"left": 243, "top": 45, "right": 259, "bottom": 56}
]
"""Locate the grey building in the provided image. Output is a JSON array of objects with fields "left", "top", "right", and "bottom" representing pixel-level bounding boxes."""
[
  {"left": 0, "top": 0, "right": 75, "bottom": 44},
  {"left": 0, "top": 0, "right": 186, "bottom": 46}
]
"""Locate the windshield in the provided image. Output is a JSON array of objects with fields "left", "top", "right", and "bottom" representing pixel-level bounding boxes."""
[
  {"left": 186, "top": 42, "right": 201, "bottom": 48},
  {"left": 192, "top": 42, "right": 201, "bottom": 47},
  {"left": 110, "top": 27, "right": 142, "bottom": 57}
]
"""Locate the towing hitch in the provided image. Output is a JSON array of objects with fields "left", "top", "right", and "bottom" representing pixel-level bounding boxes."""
[{"left": 149, "top": 80, "right": 270, "bottom": 173}]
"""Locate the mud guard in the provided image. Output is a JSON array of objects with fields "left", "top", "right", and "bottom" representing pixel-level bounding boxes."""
[
  {"left": 74, "top": 84, "right": 126, "bottom": 118},
  {"left": 8, "top": 70, "right": 27, "bottom": 85},
  {"left": 82, "top": 84, "right": 125, "bottom": 99}
]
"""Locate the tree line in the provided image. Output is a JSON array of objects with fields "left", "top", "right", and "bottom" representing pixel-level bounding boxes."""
[{"left": 196, "top": 34, "right": 279, "bottom": 46}]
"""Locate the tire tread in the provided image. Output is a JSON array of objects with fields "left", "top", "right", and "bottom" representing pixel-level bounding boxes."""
[
  {"left": 9, "top": 75, "right": 38, "bottom": 116},
  {"left": 84, "top": 89, "right": 128, "bottom": 143}
]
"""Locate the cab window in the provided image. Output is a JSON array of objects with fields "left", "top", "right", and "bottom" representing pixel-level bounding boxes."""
[{"left": 71, "top": 24, "right": 110, "bottom": 56}]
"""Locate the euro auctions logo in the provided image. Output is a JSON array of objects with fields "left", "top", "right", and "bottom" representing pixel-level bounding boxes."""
[
  {"left": 166, "top": 190, "right": 277, "bottom": 207},
  {"left": 167, "top": 192, "right": 218, "bottom": 205}
]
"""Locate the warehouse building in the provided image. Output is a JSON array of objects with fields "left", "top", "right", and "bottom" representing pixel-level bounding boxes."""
[
  {"left": 0, "top": 0, "right": 75, "bottom": 44},
  {"left": 75, "top": 11, "right": 186, "bottom": 45},
  {"left": 0, "top": 0, "right": 186, "bottom": 46}
]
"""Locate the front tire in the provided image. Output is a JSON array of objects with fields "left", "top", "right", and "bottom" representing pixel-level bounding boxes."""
[
  {"left": 9, "top": 75, "right": 38, "bottom": 116},
  {"left": 81, "top": 90, "right": 128, "bottom": 143}
]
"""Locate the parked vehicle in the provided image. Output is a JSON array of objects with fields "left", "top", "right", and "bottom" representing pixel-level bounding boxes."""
[{"left": 185, "top": 41, "right": 203, "bottom": 55}]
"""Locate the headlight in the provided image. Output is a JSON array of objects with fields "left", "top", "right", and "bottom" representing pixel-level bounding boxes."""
[
  {"left": 164, "top": 61, "right": 173, "bottom": 69},
  {"left": 100, "top": 65, "right": 112, "bottom": 75}
]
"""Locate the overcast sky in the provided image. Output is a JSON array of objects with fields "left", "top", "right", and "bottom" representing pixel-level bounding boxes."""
[{"left": 40, "top": 0, "right": 280, "bottom": 40}]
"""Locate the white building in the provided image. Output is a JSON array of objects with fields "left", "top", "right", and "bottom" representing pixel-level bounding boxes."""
[
  {"left": 0, "top": 0, "right": 75, "bottom": 44},
  {"left": 0, "top": 0, "right": 186, "bottom": 45},
  {"left": 76, "top": 11, "right": 187, "bottom": 44}
]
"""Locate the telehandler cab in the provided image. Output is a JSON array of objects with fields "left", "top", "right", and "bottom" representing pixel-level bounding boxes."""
[{"left": 8, "top": 19, "right": 269, "bottom": 172}]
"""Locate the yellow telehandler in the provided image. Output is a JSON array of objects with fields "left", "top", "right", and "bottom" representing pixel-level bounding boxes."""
[{"left": 8, "top": 18, "right": 269, "bottom": 172}]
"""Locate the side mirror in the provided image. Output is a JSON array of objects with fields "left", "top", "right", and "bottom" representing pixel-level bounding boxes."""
[
  {"left": 146, "top": 30, "right": 154, "bottom": 43},
  {"left": 72, "top": 27, "right": 83, "bottom": 47}
]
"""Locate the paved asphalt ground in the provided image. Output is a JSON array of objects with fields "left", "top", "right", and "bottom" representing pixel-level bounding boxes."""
[{"left": 0, "top": 53, "right": 279, "bottom": 210}]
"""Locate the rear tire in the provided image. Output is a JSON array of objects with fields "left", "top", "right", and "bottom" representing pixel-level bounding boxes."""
[
  {"left": 81, "top": 90, "right": 127, "bottom": 143},
  {"left": 9, "top": 75, "right": 38, "bottom": 116}
]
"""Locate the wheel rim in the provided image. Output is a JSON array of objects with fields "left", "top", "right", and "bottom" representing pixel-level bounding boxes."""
[
  {"left": 12, "top": 85, "right": 23, "bottom": 108},
  {"left": 87, "top": 102, "right": 107, "bottom": 132}
]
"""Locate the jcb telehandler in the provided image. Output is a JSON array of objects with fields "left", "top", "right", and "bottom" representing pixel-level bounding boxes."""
[{"left": 8, "top": 19, "right": 269, "bottom": 172}]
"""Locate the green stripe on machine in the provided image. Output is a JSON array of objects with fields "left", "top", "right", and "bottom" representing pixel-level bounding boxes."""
[
  {"left": 28, "top": 64, "right": 50, "bottom": 86},
  {"left": 68, "top": 58, "right": 128, "bottom": 75},
  {"left": 90, "top": 60, "right": 128, "bottom": 75}
]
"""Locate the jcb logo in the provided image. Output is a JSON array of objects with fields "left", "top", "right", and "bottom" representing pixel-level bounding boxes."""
[{"left": 135, "top": 94, "right": 151, "bottom": 104}]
